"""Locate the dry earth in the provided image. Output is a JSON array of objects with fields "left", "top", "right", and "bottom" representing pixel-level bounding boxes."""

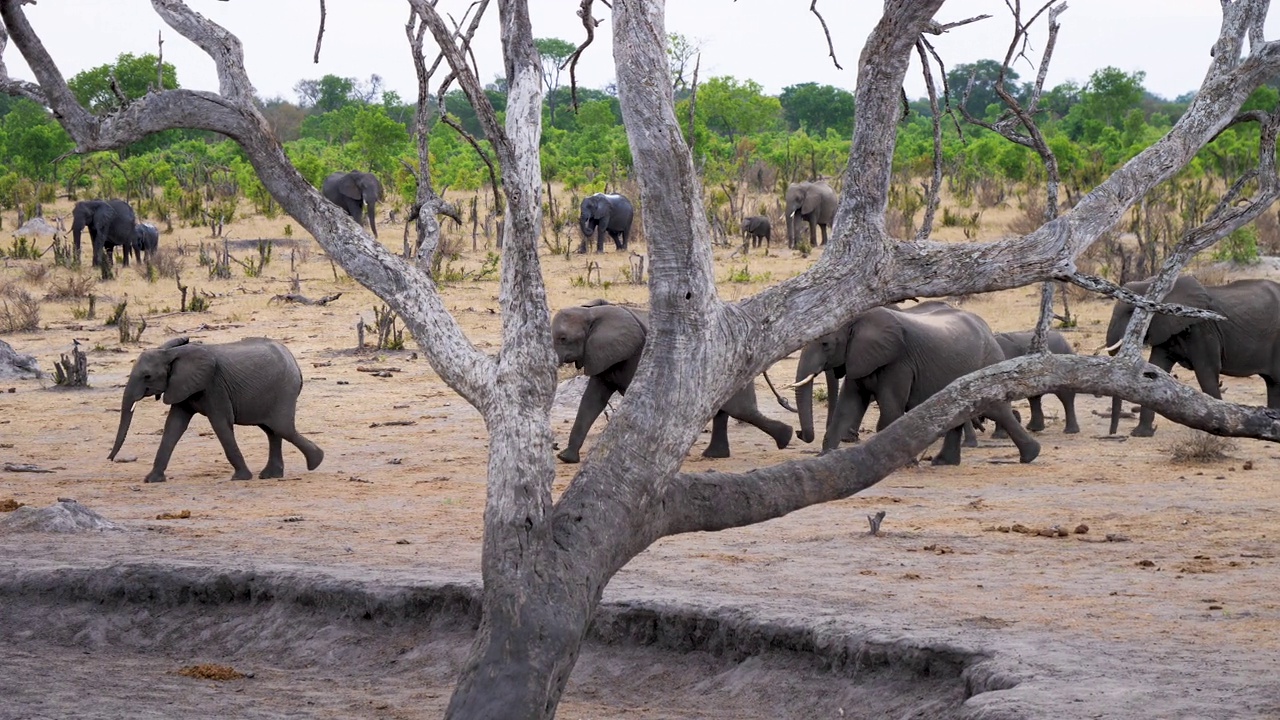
[{"left": 2, "top": 201, "right": 1280, "bottom": 718}]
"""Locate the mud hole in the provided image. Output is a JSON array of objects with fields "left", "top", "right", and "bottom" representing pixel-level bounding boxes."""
[{"left": 5, "top": 205, "right": 1280, "bottom": 717}]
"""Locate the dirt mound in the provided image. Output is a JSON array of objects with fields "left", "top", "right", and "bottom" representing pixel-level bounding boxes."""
[{"left": 0, "top": 499, "right": 121, "bottom": 533}]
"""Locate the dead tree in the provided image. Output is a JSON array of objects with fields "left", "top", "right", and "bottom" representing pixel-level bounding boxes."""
[{"left": 5, "top": 1, "right": 1280, "bottom": 718}]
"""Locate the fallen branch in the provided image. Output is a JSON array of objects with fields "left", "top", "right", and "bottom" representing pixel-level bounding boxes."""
[
  {"left": 270, "top": 292, "right": 342, "bottom": 306},
  {"left": 3, "top": 463, "right": 54, "bottom": 473},
  {"left": 370, "top": 420, "right": 416, "bottom": 428},
  {"left": 357, "top": 366, "right": 402, "bottom": 373}
]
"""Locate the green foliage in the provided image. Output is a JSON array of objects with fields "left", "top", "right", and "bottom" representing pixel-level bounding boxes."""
[
  {"left": 68, "top": 53, "right": 179, "bottom": 111},
  {"left": 1212, "top": 226, "right": 1260, "bottom": 265},
  {"left": 726, "top": 264, "right": 771, "bottom": 284},
  {"left": 946, "top": 60, "right": 1022, "bottom": 118},
  {"left": 779, "top": 83, "right": 855, "bottom": 135},
  {"left": 0, "top": 237, "right": 41, "bottom": 260}
]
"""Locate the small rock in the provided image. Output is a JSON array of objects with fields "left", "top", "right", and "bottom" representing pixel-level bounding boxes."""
[
  {"left": 1243, "top": 461, "right": 1254, "bottom": 470},
  {"left": 1106, "top": 533, "right": 1130, "bottom": 542},
  {"left": 1074, "top": 524, "right": 1089, "bottom": 535},
  {"left": 1011, "top": 523, "right": 1032, "bottom": 534},
  {"left": 395, "top": 539, "right": 411, "bottom": 545},
  {"left": 1136, "top": 559, "right": 1156, "bottom": 567}
]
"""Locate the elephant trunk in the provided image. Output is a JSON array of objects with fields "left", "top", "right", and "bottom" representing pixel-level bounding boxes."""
[
  {"left": 796, "top": 381, "right": 816, "bottom": 444},
  {"left": 365, "top": 198, "right": 378, "bottom": 239},
  {"left": 1109, "top": 395, "right": 1123, "bottom": 435},
  {"left": 108, "top": 380, "right": 145, "bottom": 460},
  {"left": 580, "top": 215, "right": 596, "bottom": 237}
]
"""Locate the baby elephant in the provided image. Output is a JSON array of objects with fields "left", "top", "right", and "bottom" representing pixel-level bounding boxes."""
[
  {"left": 741, "top": 215, "right": 772, "bottom": 253},
  {"left": 108, "top": 337, "right": 324, "bottom": 483},
  {"left": 133, "top": 223, "right": 160, "bottom": 265},
  {"left": 993, "top": 330, "right": 1080, "bottom": 434}
]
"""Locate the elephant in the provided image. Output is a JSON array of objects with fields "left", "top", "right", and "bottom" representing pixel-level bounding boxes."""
[
  {"left": 792, "top": 301, "right": 1040, "bottom": 465},
  {"left": 784, "top": 181, "right": 837, "bottom": 249},
  {"left": 741, "top": 215, "right": 772, "bottom": 253},
  {"left": 1104, "top": 274, "right": 1280, "bottom": 436},
  {"left": 578, "top": 193, "right": 634, "bottom": 253},
  {"left": 131, "top": 223, "right": 160, "bottom": 265},
  {"left": 108, "top": 337, "right": 324, "bottom": 483},
  {"left": 322, "top": 171, "right": 384, "bottom": 239},
  {"left": 992, "top": 330, "right": 1080, "bottom": 434},
  {"left": 552, "top": 300, "right": 792, "bottom": 463},
  {"left": 70, "top": 199, "right": 137, "bottom": 273}
]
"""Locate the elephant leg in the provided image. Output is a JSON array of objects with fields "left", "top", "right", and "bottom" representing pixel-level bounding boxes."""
[
  {"left": 1058, "top": 390, "right": 1080, "bottom": 433},
  {"left": 559, "top": 376, "right": 613, "bottom": 464},
  {"left": 962, "top": 419, "right": 979, "bottom": 447},
  {"left": 808, "top": 220, "right": 818, "bottom": 248},
  {"left": 612, "top": 230, "right": 625, "bottom": 251},
  {"left": 932, "top": 426, "right": 965, "bottom": 466},
  {"left": 823, "top": 372, "right": 858, "bottom": 443},
  {"left": 206, "top": 414, "right": 253, "bottom": 481},
  {"left": 823, "top": 384, "right": 871, "bottom": 453},
  {"left": 719, "top": 390, "right": 792, "bottom": 453},
  {"left": 270, "top": 415, "right": 325, "bottom": 471},
  {"left": 145, "top": 406, "right": 195, "bottom": 483},
  {"left": 986, "top": 402, "right": 1040, "bottom": 463},
  {"left": 1133, "top": 350, "right": 1176, "bottom": 437},
  {"left": 596, "top": 227, "right": 606, "bottom": 253},
  {"left": 1026, "top": 395, "right": 1047, "bottom": 432},
  {"left": 1264, "top": 376, "right": 1280, "bottom": 409},
  {"left": 702, "top": 411, "right": 732, "bottom": 458},
  {"left": 259, "top": 426, "right": 285, "bottom": 479}
]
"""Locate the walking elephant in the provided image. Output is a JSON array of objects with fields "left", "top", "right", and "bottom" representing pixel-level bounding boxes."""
[
  {"left": 784, "top": 181, "right": 837, "bottom": 249},
  {"left": 552, "top": 300, "right": 792, "bottom": 463},
  {"left": 322, "top": 171, "right": 384, "bottom": 239},
  {"left": 741, "top": 215, "right": 772, "bottom": 253},
  {"left": 131, "top": 223, "right": 160, "bottom": 265},
  {"left": 108, "top": 337, "right": 324, "bottom": 483},
  {"left": 1104, "top": 275, "right": 1280, "bottom": 436},
  {"left": 993, "top": 330, "right": 1080, "bottom": 434},
  {"left": 792, "top": 302, "right": 1040, "bottom": 465},
  {"left": 71, "top": 199, "right": 137, "bottom": 273},
  {"left": 578, "top": 193, "right": 634, "bottom": 253}
]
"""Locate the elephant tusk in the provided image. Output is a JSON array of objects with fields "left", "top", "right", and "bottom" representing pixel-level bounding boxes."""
[
  {"left": 785, "top": 372, "right": 819, "bottom": 389},
  {"left": 129, "top": 401, "right": 137, "bottom": 414},
  {"left": 1095, "top": 340, "right": 1124, "bottom": 355}
]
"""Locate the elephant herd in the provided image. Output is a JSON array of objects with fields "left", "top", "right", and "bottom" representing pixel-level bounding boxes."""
[
  {"left": 571, "top": 180, "right": 838, "bottom": 256},
  {"left": 109, "top": 273, "right": 1280, "bottom": 483},
  {"left": 70, "top": 199, "right": 161, "bottom": 275}
]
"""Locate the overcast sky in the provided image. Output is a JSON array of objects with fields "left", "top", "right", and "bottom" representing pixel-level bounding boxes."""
[{"left": 6, "top": 1, "right": 1271, "bottom": 105}]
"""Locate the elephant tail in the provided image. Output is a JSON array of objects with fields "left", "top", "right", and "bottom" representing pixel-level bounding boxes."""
[{"left": 763, "top": 370, "right": 798, "bottom": 414}]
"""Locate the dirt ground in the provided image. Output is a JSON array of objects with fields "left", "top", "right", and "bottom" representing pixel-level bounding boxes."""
[{"left": 3, "top": 202, "right": 1280, "bottom": 718}]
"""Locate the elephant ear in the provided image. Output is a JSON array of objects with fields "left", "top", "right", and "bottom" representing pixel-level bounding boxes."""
[
  {"left": 163, "top": 345, "right": 217, "bottom": 405},
  {"left": 800, "top": 187, "right": 823, "bottom": 216},
  {"left": 1147, "top": 276, "right": 1213, "bottom": 346},
  {"left": 584, "top": 307, "right": 646, "bottom": 376},
  {"left": 338, "top": 175, "right": 363, "bottom": 201},
  {"left": 845, "top": 310, "right": 906, "bottom": 380}
]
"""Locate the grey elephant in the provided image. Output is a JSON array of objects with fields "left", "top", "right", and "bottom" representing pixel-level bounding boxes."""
[
  {"left": 578, "top": 193, "right": 634, "bottom": 253},
  {"left": 1104, "top": 274, "right": 1280, "bottom": 436},
  {"left": 741, "top": 215, "right": 772, "bottom": 253},
  {"left": 793, "top": 302, "right": 1040, "bottom": 464},
  {"left": 784, "top": 181, "right": 837, "bottom": 249},
  {"left": 108, "top": 337, "right": 324, "bottom": 483},
  {"left": 322, "top": 171, "right": 384, "bottom": 239},
  {"left": 71, "top": 199, "right": 137, "bottom": 273},
  {"left": 993, "top": 331, "right": 1080, "bottom": 434},
  {"left": 552, "top": 301, "right": 792, "bottom": 463},
  {"left": 132, "top": 223, "right": 160, "bottom": 265}
]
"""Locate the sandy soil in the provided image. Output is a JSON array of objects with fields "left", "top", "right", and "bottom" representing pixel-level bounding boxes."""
[{"left": 3, "top": 202, "right": 1280, "bottom": 718}]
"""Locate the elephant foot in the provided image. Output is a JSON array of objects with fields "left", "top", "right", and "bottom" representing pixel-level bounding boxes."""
[
  {"left": 842, "top": 428, "right": 860, "bottom": 443},
  {"left": 230, "top": 469, "right": 254, "bottom": 481},
  {"left": 701, "top": 444, "right": 730, "bottom": 459},
  {"left": 796, "top": 429, "right": 815, "bottom": 444},
  {"left": 990, "top": 429, "right": 1007, "bottom": 441},
  {"left": 144, "top": 473, "right": 167, "bottom": 484},
  {"left": 1018, "top": 440, "right": 1041, "bottom": 464},
  {"left": 930, "top": 452, "right": 961, "bottom": 466},
  {"left": 1027, "top": 421, "right": 1047, "bottom": 432},
  {"left": 259, "top": 466, "right": 285, "bottom": 479},
  {"left": 1131, "top": 425, "right": 1157, "bottom": 438},
  {"left": 767, "top": 423, "right": 792, "bottom": 450},
  {"left": 1064, "top": 424, "right": 1080, "bottom": 434},
  {"left": 556, "top": 448, "right": 580, "bottom": 464},
  {"left": 304, "top": 447, "right": 325, "bottom": 471}
]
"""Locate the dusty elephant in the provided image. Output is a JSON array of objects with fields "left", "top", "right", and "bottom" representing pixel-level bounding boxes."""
[
  {"left": 131, "top": 223, "right": 160, "bottom": 265},
  {"left": 993, "top": 330, "right": 1080, "bottom": 435},
  {"left": 784, "top": 181, "right": 837, "bottom": 249},
  {"left": 70, "top": 199, "right": 137, "bottom": 273},
  {"left": 551, "top": 301, "right": 792, "bottom": 463},
  {"left": 1104, "top": 274, "right": 1280, "bottom": 436},
  {"left": 322, "top": 171, "right": 384, "bottom": 239},
  {"left": 578, "top": 193, "right": 634, "bottom": 253},
  {"left": 741, "top": 215, "right": 772, "bottom": 253},
  {"left": 108, "top": 337, "right": 324, "bottom": 483},
  {"left": 793, "top": 302, "right": 1039, "bottom": 465}
]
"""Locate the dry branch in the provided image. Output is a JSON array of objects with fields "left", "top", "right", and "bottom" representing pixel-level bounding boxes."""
[{"left": 270, "top": 292, "right": 342, "bottom": 306}]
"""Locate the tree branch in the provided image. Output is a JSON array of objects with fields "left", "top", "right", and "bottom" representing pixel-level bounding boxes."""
[{"left": 808, "top": 0, "right": 842, "bottom": 70}]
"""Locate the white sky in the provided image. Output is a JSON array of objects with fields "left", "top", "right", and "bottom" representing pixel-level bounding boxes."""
[{"left": 4, "top": 1, "right": 1270, "bottom": 105}]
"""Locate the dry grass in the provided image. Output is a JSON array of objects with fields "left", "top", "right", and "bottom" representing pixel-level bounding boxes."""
[
  {"left": 1164, "top": 429, "right": 1237, "bottom": 463},
  {"left": 175, "top": 664, "right": 246, "bottom": 681},
  {"left": 20, "top": 263, "right": 48, "bottom": 284},
  {"left": 149, "top": 248, "right": 185, "bottom": 279},
  {"left": 0, "top": 284, "right": 40, "bottom": 333},
  {"left": 44, "top": 272, "right": 96, "bottom": 300}
]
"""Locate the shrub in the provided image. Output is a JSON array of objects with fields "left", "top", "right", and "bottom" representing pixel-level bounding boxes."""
[
  {"left": 21, "top": 263, "right": 48, "bottom": 284},
  {"left": 1164, "top": 429, "right": 1237, "bottom": 463},
  {"left": 0, "top": 284, "right": 40, "bottom": 333},
  {"left": 45, "top": 272, "right": 96, "bottom": 300}
]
